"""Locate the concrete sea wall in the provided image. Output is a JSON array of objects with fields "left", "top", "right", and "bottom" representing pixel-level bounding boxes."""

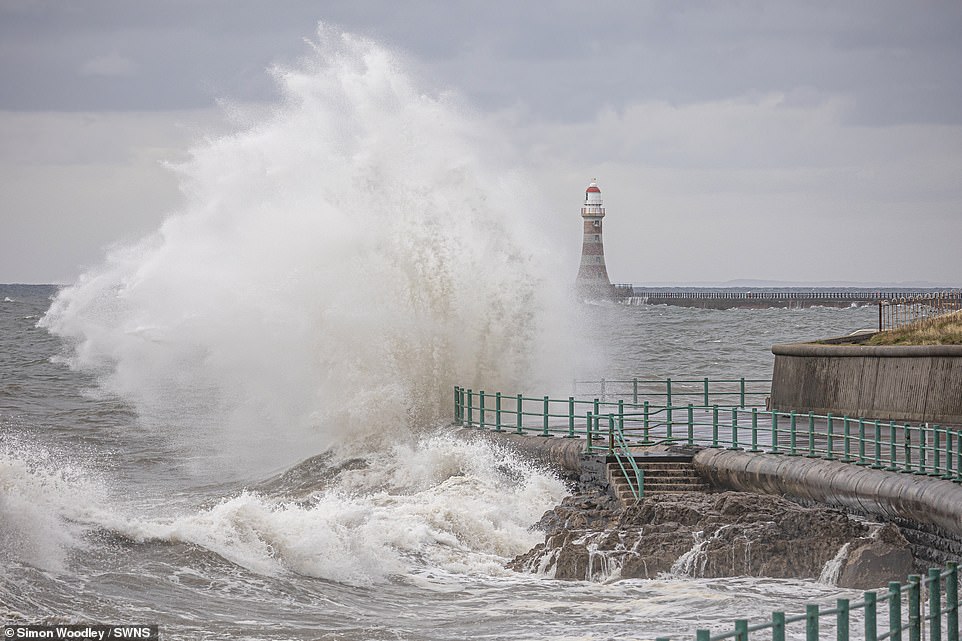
[
  {"left": 770, "top": 341, "right": 962, "bottom": 425},
  {"left": 694, "top": 449, "right": 962, "bottom": 536},
  {"left": 694, "top": 448, "right": 962, "bottom": 567}
]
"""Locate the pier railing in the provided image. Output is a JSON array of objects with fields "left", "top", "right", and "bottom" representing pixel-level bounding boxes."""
[
  {"left": 663, "top": 564, "right": 959, "bottom": 641},
  {"left": 453, "top": 387, "right": 962, "bottom": 482}
]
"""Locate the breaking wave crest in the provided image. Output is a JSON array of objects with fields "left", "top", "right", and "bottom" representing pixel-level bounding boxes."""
[{"left": 39, "top": 26, "right": 579, "bottom": 475}]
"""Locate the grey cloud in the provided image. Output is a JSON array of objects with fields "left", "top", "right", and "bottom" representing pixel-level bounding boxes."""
[{"left": 1, "top": 1, "right": 960, "bottom": 125}]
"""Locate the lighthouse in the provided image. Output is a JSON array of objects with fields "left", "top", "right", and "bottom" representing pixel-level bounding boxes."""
[{"left": 575, "top": 180, "right": 615, "bottom": 299}]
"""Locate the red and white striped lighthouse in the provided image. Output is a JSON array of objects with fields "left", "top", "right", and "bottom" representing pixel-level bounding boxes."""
[{"left": 575, "top": 180, "right": 614, "bottom": 298}]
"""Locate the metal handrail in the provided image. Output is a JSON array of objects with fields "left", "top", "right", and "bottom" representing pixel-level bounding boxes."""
[{"left": 589, "top": 412, "right": 644, "bottom": 500}]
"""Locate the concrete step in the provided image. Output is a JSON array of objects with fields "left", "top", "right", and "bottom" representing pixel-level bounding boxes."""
[{"left": 605, "top": 457, "right": 709, "bottom": 504}]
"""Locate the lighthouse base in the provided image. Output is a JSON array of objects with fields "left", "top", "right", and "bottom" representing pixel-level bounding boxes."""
[{"left": 576, "top": 279, "right": 622, "bottom": 302}]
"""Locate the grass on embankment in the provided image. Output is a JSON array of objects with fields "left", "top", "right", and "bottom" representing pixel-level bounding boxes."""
[{"left": 866, "top": 310, "right": 962, "bottom": 346}]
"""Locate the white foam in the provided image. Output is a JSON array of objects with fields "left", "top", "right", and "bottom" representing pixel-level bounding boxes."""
[
  {"left": 112, "top": 434, "right": 567, "bottom": 586},
  {"left": 0, "top": 443, "right": 110, "bottom": 573}
]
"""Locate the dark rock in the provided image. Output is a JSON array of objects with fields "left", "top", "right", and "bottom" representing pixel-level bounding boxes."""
[
  {"left": 837, "top": 524, "right": 915, "bottom": 589},
  {"left": 508, "top": 490, "right": 912, "bottom": 585}
]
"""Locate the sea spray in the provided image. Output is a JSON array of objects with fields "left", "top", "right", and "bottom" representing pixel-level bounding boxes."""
[
  {"left": 0, "top": 439, "right": 110, "bottom": 572},
  {"left": 40, "top": 26, "right": 582, "bottom": 477}
]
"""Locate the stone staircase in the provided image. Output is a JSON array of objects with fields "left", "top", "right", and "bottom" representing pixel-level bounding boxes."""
[{"left": 606, "top": 454, "right": 710, "bottom": 505}]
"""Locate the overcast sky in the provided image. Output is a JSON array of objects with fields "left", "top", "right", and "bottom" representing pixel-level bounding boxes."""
[{"left": 2, "top": 1, "right": 961, "bottom": 285}]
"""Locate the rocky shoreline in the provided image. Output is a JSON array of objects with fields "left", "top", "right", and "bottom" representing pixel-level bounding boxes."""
[{"left": 509, "top": 487, "right": 915, "bottom": 589}]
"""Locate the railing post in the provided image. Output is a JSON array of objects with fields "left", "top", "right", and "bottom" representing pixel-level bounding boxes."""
[
  {"left": 909, "top": 574, "right": 921, "bottom": 641},
  {"left": 731, "top": 407, "right": 740, "bottom": 450},
  {"left": 495, "top": 392, "right": 502, "bottom": 432},
  {"left": 837, "top": 598, "right": 849, "bottom": 641},
  {"left": 608, "top": 414, "right": 614, "bottom": 454},
  {"left": 956, "top": 430, "right": 962, "bottom": 483},
  {"left": 808, "top": 412, "right": 816, "bottom": 457},
  {"left": 703, "top": 377, "right": 709, "bottom": 407},
  {"left": 873, "top": 420, "right": 883, "bottom": 469},
  {"left": 479, "top": 390, "right": 485, "bottom": 429},
  {"left": 666, "top": 378, "right": 672, "bottom": 427},
  {"left": 542, "top": 396, "right": 550, "bottom": 437},
  {"left": 516, "top": 393, "right": 523, "bottom": 434},
  {"left": 826, "top": 413, "right": 835, "bottom": 460},
  {"left": 773, "top": 611, "right": 786, "bottom": 641},
  {"left": 807, "top": 603, "right": 819, "bottom": 641},
  {"left": 934, "top": 427, "right": 943, "bottom": 476},
  {"left": 945, "top": 431, "right": 955, "bottom": 480},
  {"left": 696, "top": 630, "right": 710, "bottom": 641},
  {"left": 643, "top": 401, "right": 651, "bottom": 444},
  {"left": 888, "top": 421, "right": 899, "bottom": 471},
  {"left": 948, "top": 562, "right": 959, "bottom": 641},
  {"left": 920, "top": 425, "right": 928, "bottom": 474},
  {"left": 585, "top": 411, "right": 593, "bottom": 452},
  {"left": 454, "top": 386, "right": 461, "bottom": 424},
  {"left": 735, "top": 619, "right": 748, "bottom": 641},
  {"left": 467, "top": 389, "right": 473, "bottom": 427},
  {"left": 772, "top": 411, "right": 780, "bottom": 454},
  {"left": 905, "top": 424, "right": 913, "bottom": 472},
  {"left": 568, "top": 397, "right": 575, "bottom": 438},
  {"left": 858, "top": 418, "right": 867, "bottom": 465},
  {"left": 842, "top": 416, "right": 853, "bottom": 462},
  {"left": 712, "top": 405, "right": 719, "bottom": 448},
  {"left": 789, "top": 411, "right": 798, "bottom": 456},
  {"left": 740, "top": 377, "right": 746, "bottom": 409},
  {"left": 889, "top": 582, "right": 902, "bottom": 641},
  {"left": 688, "top": 404, "right": 695, "bottom": 446},
  {"left": 865, "top": 591, "right": 878, "bottom": 641},
  {"left": 931, "top": 568, "right": 943, "bottom": 641},
  {"left": 618, "top": 399, "right": 624, "bottom": 435}
]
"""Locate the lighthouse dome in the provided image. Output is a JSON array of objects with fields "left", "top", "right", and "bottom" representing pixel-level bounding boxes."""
[{"left": 585, "top": 181, "right": 602, "bottom": 206}]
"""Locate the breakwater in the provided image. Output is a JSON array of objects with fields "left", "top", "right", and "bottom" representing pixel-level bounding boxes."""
[{"left": 620, "top": 287, "right": 955, "bottom": 311}]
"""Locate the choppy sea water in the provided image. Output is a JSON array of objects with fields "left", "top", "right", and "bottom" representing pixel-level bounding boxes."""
[{"left": 2, "top": 285, "right": 878, "bottom": 640}]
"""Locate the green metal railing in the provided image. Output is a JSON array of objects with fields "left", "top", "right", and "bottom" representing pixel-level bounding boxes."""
[
  {"left": 572, "top": 376, "right": 771, "bottom": 408},
  {"left": 656, "top": 564, "right": 958, "bottom": 641},
  {"left": 454, "top": 387, "right": 962, "bottom": 484}
]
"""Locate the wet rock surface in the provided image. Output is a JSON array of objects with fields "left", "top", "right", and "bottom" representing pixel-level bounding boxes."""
[{"left": 508, "top": 489, "right": 914, "bottom": 589}]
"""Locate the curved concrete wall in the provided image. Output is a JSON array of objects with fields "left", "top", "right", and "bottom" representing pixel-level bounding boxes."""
[
  {"left": 771, "top": 342, "right": 962, "bottom": 425},
  {"left": 695, "top": 449, "right": 962, "bottom": 537}
]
